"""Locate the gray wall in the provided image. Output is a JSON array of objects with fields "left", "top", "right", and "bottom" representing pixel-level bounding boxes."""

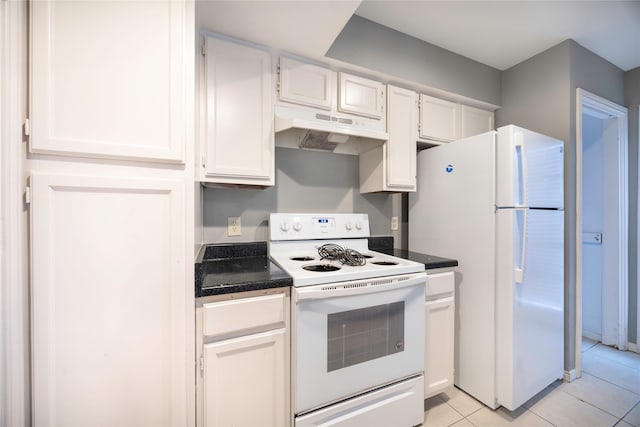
[
  {"left": 625, "top": 66, "right": 640, "bottom": 342},
  {"left": 202, "top": 147, "right": 403, "bottom": 246},
  {"left": 496, "top": 41, "right": 575, "bottom": 371},
  {"left": 326, "top": 15, "right": 501, "bottom": 107},
  {"left": 496, "top": 39, "right": 628, "bottom": 372}
]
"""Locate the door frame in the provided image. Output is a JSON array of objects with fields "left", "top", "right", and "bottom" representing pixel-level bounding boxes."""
[
  {"left": 575, "top": 88, "right": 629, "bottom": 378},
  {"left": 1, "top": 1, "right": 28, "bottom": 425}
]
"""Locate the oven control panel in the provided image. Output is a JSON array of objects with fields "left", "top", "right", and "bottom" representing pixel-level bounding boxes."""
[{"left": 270, "top": 213, "right": 370, "bottom": 240}]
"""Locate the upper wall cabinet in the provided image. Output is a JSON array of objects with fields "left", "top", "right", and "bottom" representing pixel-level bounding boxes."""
[
  {"left": 338, "top": 72, "right": 386, "bottom": 121},
  {"left": 460, "top": 105, "right": 495, "bottom": 139},
  {"left": 278, "top": 57, "right": 336, "bottom": 110},
  {"left": 360, "top": 85, "right": 416, "bottom": 193},
  {"left": 200, "top": 35, "right": 274, "bottom": 186},
  {"left": 30, "top": 1, "right": 187, "bottom": 163},
  {"left": 418, "top": 94, "right": 494, "bottom": 144},
  {"left": 418, "top": 94, "right": 459, "bottom": 142}
]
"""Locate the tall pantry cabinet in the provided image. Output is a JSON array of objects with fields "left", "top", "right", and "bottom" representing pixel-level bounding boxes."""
[{"left": 28, "top": 2, "right": 195, "bottom": 426}]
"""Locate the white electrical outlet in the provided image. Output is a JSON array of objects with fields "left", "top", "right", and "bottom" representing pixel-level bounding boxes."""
[
  {"left": 228, "top": 216, "right": 241, "bottom": 237},
  {"left": 391, "top": 216, "right": 399, "bottom": 230}
]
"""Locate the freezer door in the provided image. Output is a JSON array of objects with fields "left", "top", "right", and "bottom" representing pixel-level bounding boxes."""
[
  {"left": 496, "top": 125, "right": 564, "bottom": 209},
  {"left": 495, "top": 208, "right": 564, "bottom": 411}
]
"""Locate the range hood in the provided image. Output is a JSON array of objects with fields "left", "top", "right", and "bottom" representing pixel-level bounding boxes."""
[{"left": 274, "top": 104, "right": 388, "bottom": 152}]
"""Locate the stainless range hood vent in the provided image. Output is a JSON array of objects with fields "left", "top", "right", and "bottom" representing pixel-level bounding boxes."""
[{"left": 299, "top": 130, "right": 349, "bottom": 151}]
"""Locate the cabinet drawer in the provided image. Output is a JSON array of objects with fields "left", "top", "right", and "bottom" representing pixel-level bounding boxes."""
[
  {"left": 426, "top": 272, "right": 454, "bottom": 299},
  {"left": 203, "top": 293, "right": 285, "bottom": 337}
]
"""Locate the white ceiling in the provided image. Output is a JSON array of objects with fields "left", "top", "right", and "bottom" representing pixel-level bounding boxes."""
[
  {"left": 196, "top": 1, "right": 361, "bottom": 59},
  {"left": 196, "top": 1, "right": 640, "bottom": 72},
  {"left": 355, "top": 0, "right": 640, "bottom": 71}
]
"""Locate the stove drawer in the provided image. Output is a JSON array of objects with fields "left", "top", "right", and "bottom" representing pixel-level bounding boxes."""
[{"left": 203, "top": 293, "right": 286, "bottom": 338}]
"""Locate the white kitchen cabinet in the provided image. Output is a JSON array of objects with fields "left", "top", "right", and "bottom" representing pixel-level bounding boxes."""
[
  {"left": 197, "top": 290, "right": 290, "bottom": 427},
  {"left": 30, "top": 0, "right": 187, "bottom": 163},
  {"left": 338, "top": 72, "right": 386, "bottom": 121},
  {"left": 201, "top": 35, "right": 274, "bottom": 186},
  {"left": 360, "top": 85, "right": 416, "bottom": 193},
  {"left": 425, "top": 270, "right": 455, "bottom": 398},
  {"left": 418, "top": 94, "right": 459, "bottom": 143},
  {"left": 278, "top": 56, "right": 336, "bottom": 110},
  {"left": 461, "top": 104, "right": 495, "bottom": 138},
  {"left": 30, "top": 173, "right": 191, "bottom": 426},
  {"left": 418, "top": 94, "right": 494, "bottom": 144}
]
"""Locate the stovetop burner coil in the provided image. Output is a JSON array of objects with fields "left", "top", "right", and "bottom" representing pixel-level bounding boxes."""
[{"left": 317, "top": 243, "right": 366, "bottom": 267}]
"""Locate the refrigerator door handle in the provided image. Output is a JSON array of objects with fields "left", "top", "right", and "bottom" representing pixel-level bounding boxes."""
[
  {"left": 515, "top": 133, "right": 527, "bottom": 207},
  {"left": 515, "top": 209, "right": 526, "bottom": 283}
]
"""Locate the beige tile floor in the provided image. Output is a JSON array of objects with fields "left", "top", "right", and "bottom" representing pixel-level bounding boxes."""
[{"left": 422, "top": 338, "right": 640, "bottom": 427}]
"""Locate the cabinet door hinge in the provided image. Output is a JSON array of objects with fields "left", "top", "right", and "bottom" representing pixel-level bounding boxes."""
[
  {"left": 24, "top": 118, "right": 30, "bottom": 136},
  {"left": 24, "top": 186, "right": 31, "bottom": 205},
  {"left": 199, "top": 354, "right": 204, "bottom": 376},
  {"left": 201, "top": 37, "right": 206, "bottom": 57}
]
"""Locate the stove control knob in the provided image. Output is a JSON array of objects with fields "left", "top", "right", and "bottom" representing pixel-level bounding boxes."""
[
  {"left": 293, "top": 222, "right": 302, "bottom": 231},
  {"left": 345, "top": 221, "right": 353, "bottom": 230},
  {"left": 355, "top": 221, "right": 363, "bottom": 230},
  {"left": 280, "top": 222, "right": 290, "bottom": 232}
]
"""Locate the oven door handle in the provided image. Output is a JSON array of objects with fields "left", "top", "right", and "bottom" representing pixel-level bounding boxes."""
[{"left": 294, "top": 272, "right": 426, "bottom": 301}]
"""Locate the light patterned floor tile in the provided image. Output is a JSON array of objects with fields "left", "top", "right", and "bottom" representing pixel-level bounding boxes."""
[
  {"left": 525, "top": 387, "right": 618, "bottom": 427},
  {"left": 423, "top": 395, "right": 464, "bottom": 427},
  {"left": 590, "top": 344, "right": 640, "bottom": 371},
  {"left": 450, "top": 418, "right": 476, "bottom": 427},
  {"left": 623, "top": 402, "right": 640, "bottom": 427},
  {"left": 583, "top": 351, "right": 640, "bottom": 394},
  {"left": 466, "top": 406, "right": 553, "bottom": 427},
  {"left": 583, "top": 337, "right": 599, "bottom": 352},
  {"left": 617, "top": 421, "right": 635, "bottom": 427},
  {"left": 438, "top": 387, "right": 485, "bottom": 417},
  {"left": 558, "top": 372, "right": 640, "bottom": 417}
]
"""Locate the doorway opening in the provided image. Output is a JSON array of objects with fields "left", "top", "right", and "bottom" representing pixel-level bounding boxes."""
[{"left": 575, "top": 88, "right": 629, "bottom": 378}]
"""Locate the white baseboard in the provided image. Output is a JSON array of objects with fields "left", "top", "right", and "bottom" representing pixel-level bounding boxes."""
[
  {"left": 563, "top": 369, "right": 577, "bottom": 383},
  {"left": 628, "top": 342, "right": 638, "bottom": 353}
]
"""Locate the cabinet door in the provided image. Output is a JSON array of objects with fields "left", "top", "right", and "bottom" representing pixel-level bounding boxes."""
[
  {"left": 202, "top": 36, "right": 274, "bottom": 186},
  {"left": 279, "top": 56, "right": 335, "bottom": 110},
  {"left": 338, "top": 72, "right": 385, "bottom": 120},
  {"left": 386, "top": 85, "right": 417, "bottom": 191},
  {"left": 425, "top": 296, "right": 455, "bottom": 398},
  {"left": 30, "top": 0, "right": 187, "bottom": 163},
  {"left": 419, "top": 94, "right": 459, "bottom": 142},
  {"left": 30, "top": 173, "right": 190, "bottom": 426},
  {"left": 204, "top": 329, "right": 288, "bottom": 427},
  {"left": 461, "top": 105, "right": 494, "bottom": 138}
]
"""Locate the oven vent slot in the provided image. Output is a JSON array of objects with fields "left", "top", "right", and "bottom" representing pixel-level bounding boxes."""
[
  {"left": 343, "top": 282, "right": 369, "bottom": 290},
  {"left": 319, "top": 275, "right": 411, "bottom": 292}
]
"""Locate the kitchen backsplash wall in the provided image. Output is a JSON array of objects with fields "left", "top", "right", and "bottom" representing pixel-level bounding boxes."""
[{"left": 202, "top": 147, "right": 403, "bottom": 246}]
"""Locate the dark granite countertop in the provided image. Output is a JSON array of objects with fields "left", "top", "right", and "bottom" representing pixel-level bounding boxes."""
[
  {"left": 368, "top": 236, "right": 458, "bottom": 270},
  {"left": 195, "top": 242, "right": 292, "bottom": 297}
]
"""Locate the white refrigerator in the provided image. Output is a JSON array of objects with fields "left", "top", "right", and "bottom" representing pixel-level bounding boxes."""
[{"left": 409, "top": 125, "right": 564, "bottom": 411}]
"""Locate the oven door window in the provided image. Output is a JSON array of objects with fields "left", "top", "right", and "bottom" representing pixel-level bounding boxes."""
[{"left": 327, "top": 301, "right": 404, "bottom": 371}]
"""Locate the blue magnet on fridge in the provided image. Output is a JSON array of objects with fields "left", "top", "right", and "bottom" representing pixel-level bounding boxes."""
[{"left": 445, "top": 164, "right": 454, "bottom": 173}]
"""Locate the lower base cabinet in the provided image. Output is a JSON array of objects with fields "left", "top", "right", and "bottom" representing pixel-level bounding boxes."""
[
  {"left": 196, "top": 288, "right": 291, "bottom": 427},
  {"left": 425, "top": 270, "right": 455, "bottom": 398}
]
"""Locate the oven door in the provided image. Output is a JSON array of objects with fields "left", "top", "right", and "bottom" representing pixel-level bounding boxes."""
[{"left": 293, "top": 272, "right": 426, "bottom": 415}]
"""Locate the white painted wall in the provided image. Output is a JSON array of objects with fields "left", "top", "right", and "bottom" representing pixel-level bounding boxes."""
[{"left": 581, "top": 114, "right": 604, "bottom": 340}]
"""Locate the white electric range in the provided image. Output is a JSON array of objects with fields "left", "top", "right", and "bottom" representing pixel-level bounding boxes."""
[{"left": 269, "top": 213, "right": 426, "bottom": 427}]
